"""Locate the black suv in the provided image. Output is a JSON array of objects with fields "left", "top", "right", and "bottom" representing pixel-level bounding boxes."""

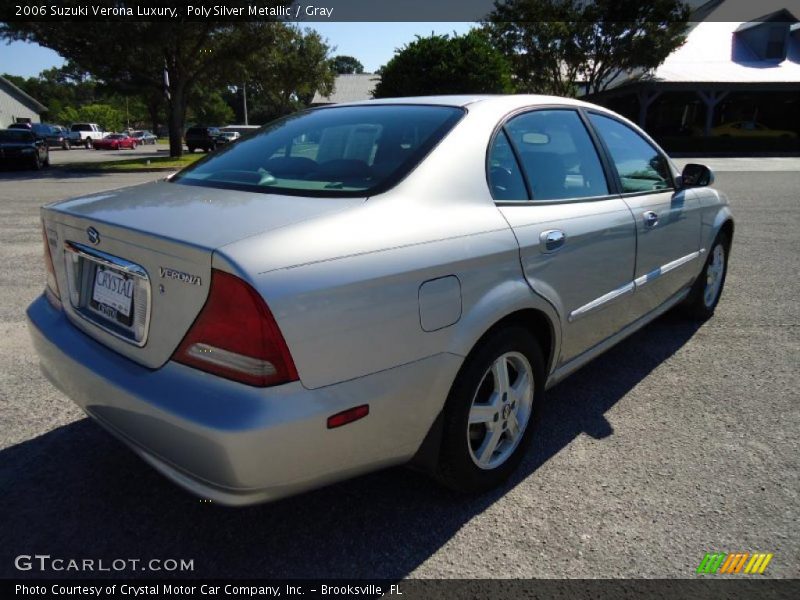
[{"left": 185, "top": 126, "right": 223, "bottom": 153}]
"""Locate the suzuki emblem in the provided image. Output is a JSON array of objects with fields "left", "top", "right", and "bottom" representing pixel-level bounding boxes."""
[{"left": 87, "top": 227, "right": 100, "bottom": 245}]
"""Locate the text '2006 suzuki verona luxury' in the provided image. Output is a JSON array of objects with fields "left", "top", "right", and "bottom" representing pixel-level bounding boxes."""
[{"left": 28, "top": 96, "right": 733, "bottom": 505}]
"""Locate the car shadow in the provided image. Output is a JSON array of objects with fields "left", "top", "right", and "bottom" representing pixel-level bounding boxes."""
[{"left": 0, "top": 312, "right": 701, "bottom": 579}]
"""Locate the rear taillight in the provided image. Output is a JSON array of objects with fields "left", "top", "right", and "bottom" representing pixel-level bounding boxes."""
[
  {"left": 172, "top": 269, "right": 299, "bottom": 387},
  {"left": 42, "top": 222, "right": 61, "bottom": 306}
]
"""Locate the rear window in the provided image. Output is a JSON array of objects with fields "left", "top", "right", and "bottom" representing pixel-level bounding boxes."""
[
  {"left": 186, "top": 128, "right": 206, "bottom": 136},
  {"left": 173, "top": 105, "right": 464, "bottom": 197},
  {"left": 0, "top": 130, "right": 34, "bottom": 142},
  {"left": 71, "top": 124, "right": 91, "bottom": 132}
]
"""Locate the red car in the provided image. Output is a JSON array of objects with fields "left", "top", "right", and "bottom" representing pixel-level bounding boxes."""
[{"left": 93, "top": 133, "right": 138, "bottom": 150}]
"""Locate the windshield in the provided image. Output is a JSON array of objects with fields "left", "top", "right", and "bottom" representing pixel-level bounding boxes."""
[
  {"left": 107, "top": 134, "right": 125, "bottom": 139},
  {"left": 0, "top": 130, "right": 34, "bottom": 143},
  {"left": 173, "top": 105, "right": 464, "bottom": 197}
]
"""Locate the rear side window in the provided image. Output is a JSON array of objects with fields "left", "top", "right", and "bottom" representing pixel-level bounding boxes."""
[
  {"left": 174, "top": 105, "right": 464, "bottom": 197},
  {"left": 588, "top": 113, "right": 673, "bottom": 193},
  {"left": 503, "top": 110, "right": 609, "bottom": 201},
  {"left": 487, "top": 131, "right": 528, "bottom": 201}
]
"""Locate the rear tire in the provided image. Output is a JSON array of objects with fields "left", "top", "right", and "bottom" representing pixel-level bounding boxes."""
[
  {"left": 435, "top": 326, "right": 544, "bottom": 493},
  {"left": 85, "top": 138, "right": 93, "bottom": 149},
  {"left": 682, "top": 232, "right": 729, "bottom": 320},
  {"left": 188, "top": 146, "right": 196, "bottom": 153}
]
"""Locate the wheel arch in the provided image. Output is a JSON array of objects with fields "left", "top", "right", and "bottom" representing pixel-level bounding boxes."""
[
  {"left": 411, "top": 296, "right": 559, "bottom": 473},
  {"left": 446, "top": 279, "right": 561, "bottom": 379},
  {"left": 718, "top": 217, "right": 734, "bottom": 249}
]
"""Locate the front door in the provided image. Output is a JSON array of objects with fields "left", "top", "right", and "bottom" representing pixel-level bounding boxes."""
[{"left": 586, "top": 113, "right": 702, "bottom": 316}]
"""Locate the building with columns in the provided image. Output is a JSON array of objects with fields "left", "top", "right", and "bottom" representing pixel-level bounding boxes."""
[{"left": 588, "top": 0, "right": 800, "bottom": 152}]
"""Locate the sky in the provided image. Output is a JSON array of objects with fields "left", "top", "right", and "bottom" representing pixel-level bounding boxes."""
[{"left": 0, "top": 22, "right": 476, "bottom": 79}]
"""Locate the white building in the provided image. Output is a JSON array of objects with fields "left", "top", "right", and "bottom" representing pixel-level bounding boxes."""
[
  {"left": 590, "top": 0, "right": 800, "bottom": 151},
  {"left": 0, "top": 75, "right": 46, "bottom": 128},
  {"left": 312, "top": 74, "right": 380, "bottom": 105}
]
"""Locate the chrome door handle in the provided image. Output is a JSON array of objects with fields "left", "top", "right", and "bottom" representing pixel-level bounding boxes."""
[
  {"left": 643, "top": 211, "right": 659, "bottom": 228},
  {"left": 540, "top": 229, "right": 566, "bottom": 253}
]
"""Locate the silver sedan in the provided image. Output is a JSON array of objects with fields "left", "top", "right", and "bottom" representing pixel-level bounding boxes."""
[{"left": 27, "top": 95, "right": 733, "bottom": 505}]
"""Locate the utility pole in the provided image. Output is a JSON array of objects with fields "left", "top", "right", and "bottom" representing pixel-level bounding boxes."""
[{"left": 242, "top": 82, "right": 248, "bottom": 125}]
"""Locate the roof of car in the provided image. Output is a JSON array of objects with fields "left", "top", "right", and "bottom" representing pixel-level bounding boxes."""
[{"left": 331, "top": 94, "right": 597, "bottom": 110}]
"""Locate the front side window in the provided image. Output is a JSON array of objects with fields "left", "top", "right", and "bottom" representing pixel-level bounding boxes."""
[
  {"left": 503, "top": 109, "right": 609, "bottom": 201},
  {"left": 588, "top": 113, "right": 673, "bottom": 194},
  {"left": 174, "top": 105, "right": 464, "bottom": 197}
]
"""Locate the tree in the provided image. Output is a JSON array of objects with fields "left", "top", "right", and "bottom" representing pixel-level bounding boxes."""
[
  {"left": 331, "top": 55, "right": 365, "bottom": 74},
  {"left": 1, "top": 3, "right": 285, "bottom": 156},
  {"left": 58, "top": 104, "right": 125, "bottom": 132},
  {"left": 373, "top": 30, "right": 514, "bottom": 98},
  {"left": 484, "top": 0, "right": 690, "bottom": 96},
  {"left": 238, "top": 25, "right": 335, "bottom": 124},
  {"left": 3, "top": 62, "right": 99, "bottom": 120},
  {"left": 187, "top": 90, "right": 235, "bottom": 126}
]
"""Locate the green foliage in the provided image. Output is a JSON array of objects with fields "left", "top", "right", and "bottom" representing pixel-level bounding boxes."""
[
  {"left": 57, "top": 103, "right": 125, "bottom": 132},
  {"left": 5, "top": 65, "right": 153, "bottom": 129},
  {"left": 373, "top": 30, "right": 514, "bottom": 98},
  {"left": 1, "top": 5, "right": 290, "bottom": 155},
  {"left": 331, "top": 55, "right": 365, "bottom": 74},
  {"left": 484, "top": 0, "right": 690, "bottom": 96},
  {"left": 240, "top": 25, "right": 336, "bottom": 123},
  {"left": 187, "top": 90, "right": 235, "bottom": 126}
]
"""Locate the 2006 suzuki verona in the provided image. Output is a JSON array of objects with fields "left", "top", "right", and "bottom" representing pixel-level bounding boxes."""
[{"left": 28, "top": 96, "right": 733, "bottom": 505}]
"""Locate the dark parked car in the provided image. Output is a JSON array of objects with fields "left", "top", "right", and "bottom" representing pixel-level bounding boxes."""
[
  {"left": 52, "top": 125, "right": 82, "bottom": 149},
  {"left": 8, "top": 122, "right": 69, "bottom": 149},
  {"left": 185, "top": 126, "right": 223, "bottom": 153},
  {"left": 0, "top": 129, "right": 49, "bottom": 169},
  {"left": 131, "top": 130, "right": 157, "bottom": 145}
]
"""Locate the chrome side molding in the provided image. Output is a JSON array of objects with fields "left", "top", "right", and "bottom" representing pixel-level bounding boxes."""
[
  {"left": 634, "top": 249, "right": 704, "bottom": 289},
  {"left": 569, "top": 282, "right": 635, "bottom": 322},
  {"left": 568, "top": 249, "right": 704, "bottom": 322}
]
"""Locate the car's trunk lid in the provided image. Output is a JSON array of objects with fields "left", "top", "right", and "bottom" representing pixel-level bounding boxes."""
[{"left": 43, "top": 180, "right": 363, "bottom": 368}]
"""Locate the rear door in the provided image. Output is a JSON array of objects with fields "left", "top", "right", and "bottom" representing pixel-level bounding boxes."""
[
  {"left": 492, "top": 108, "right": 638, "bottom": 366},
  {"left": 586, "top": 112, "right": 702, "bottom": 316}
]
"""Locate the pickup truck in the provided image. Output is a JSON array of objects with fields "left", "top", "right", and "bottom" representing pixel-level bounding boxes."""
[{"left": 69, "top": 123, "right": 106, "bottom": 148}]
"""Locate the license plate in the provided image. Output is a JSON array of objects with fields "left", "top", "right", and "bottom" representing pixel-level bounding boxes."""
[{"left": 91, "top": 265, "right": 134, "bottom": 320}]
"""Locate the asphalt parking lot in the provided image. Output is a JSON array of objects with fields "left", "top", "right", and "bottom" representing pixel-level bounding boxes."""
[{"left": 0, "top": 159, "right": 797, "bottom": 579}]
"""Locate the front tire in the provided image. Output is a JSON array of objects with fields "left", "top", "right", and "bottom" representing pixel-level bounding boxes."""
[
  {"left": 683, "top": 233, "right": 729, "bottom": 320},
  {"left": 435, "top": 326, "right": 544, "bottom": 493}
]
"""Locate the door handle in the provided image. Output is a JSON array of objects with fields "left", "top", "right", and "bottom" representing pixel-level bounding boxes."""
[
  {"left": 643, "top": 211, "right": 659, "bottom": 229},
  {"left": 540, "top": 229, "right": 566, "bottom": 253}
]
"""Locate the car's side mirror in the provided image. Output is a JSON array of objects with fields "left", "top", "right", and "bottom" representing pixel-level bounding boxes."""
[{"left": 679, "top": 163, "right": 714, "bottom": 189}]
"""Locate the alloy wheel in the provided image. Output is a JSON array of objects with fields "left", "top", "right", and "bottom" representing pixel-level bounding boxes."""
[
  {"left": 704, "top": 244, "right": 725, "bottom": 308},
  {"left": 467, "top": 351, "right": 534, "bottom": 470}
]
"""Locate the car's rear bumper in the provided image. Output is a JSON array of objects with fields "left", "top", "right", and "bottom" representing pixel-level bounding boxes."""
[{"left": 27, "top": 295, "right": 461, "bottom": 505}]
